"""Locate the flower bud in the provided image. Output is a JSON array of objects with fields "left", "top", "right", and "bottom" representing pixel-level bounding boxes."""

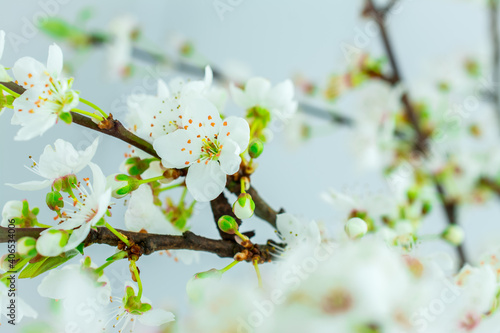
[
  {"left": 17, "top": 237, "right": 37, "bottom": 257},
  {"left": 218, "top": 215, "right": 239, "bottom": 234},
  {"left": 441, "top": 225, "right": 465, "bottom": 246},
  {"left": 1, "top": 200, "right": 23, "bottom": 227},
  {"left": 46, "top": 191, "right": 64, "bottom": 211},
  {"left": 248, "top": 139, "right": 264, "bottom": 159},
  {"left": 232, "top": 193, "right": 255, "bottom": 220},
  {"left": 124, "top": 157, "right": 153, "bottom": 176},
  {"left": 345, "top": 217, "right": 368, "bottom": 239},
  {"left": 186, "top": 269, "right": 223, "bottom": 303},
  {"left": 106, "top": 174, "right": 139, "bottom": 199},
  {"left": 36, "top": 229, "right": 70, "bottom": 257}
]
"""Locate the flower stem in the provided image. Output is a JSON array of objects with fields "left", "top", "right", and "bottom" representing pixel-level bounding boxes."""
[
  {"left": 130, "top": 260, "right": 143, "bottom": 299},
  {"left": 137, "top": 175, "right": 166, "bottom": 185},
  {"left": 219, "top": 260, "right": 240, "bottom": 274},
  {"left": 72, "top": 108, "right": 104, "bottom": 121},
  {"left": 234, "top": 230, "right": 249, "bottom": 242},
  {"left": 253, "top": 258, "right": 263, "bottom": 288},
  {"left": 179, "top": 187, "right": 188, "bottom": 207},
  {"left": 94, "top": 258, "right": 116, "bottom": 274},
  {"left": 157, "top": 182, "right": 183, "bottom": 193},
  {"left": 0, "top": 84, "right": 20, "bottom": 97},
  {"left": 240, "top": 178, "right": 246, "bottom": 194},
  {"left": 105, "top": 222, "right": 130, "bottom": 247},
  {"left": 79, "top": 97, "right": 108, "bottom": 117}
]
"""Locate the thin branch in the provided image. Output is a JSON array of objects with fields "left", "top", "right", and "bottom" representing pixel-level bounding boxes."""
[
  {"left": 365, "top": 0, "right": 466, "bottom": 267},
  {"left": 490, "top": 1, "right": 500, "bottom": 127},
  {"left": 0, "top": 227, "right": 275, "bottom": 261}
]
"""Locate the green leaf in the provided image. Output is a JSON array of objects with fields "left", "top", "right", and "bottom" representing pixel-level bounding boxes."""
[{"left": 19, "top": 251, "right": 78, "bottom": 279}]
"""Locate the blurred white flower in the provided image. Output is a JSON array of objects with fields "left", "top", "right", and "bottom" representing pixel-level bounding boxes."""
[{"left": 0, "top": 30, "right": 11, "bottom": 81}]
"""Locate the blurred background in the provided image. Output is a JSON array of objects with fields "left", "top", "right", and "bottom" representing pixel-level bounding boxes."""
[{"left": 1, "top": 0, "right": 500, "bottom": 331}]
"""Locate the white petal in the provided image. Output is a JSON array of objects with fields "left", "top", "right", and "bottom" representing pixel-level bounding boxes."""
[
  {"left": 218, "top": 139, "right": 241, "bottom": 175},
  {"left": 88, "top": 162, "right": 107, "bottom": 196},
  {"left": 12, "top": 57, "right": 49, "bottom": 89},
  {"left": 64, "top": 223, "right": 91, "bottom": 251},
  {"left": 73, "top": 137, "right": 99, "bottom": 174},
  {"left": 204, "top": 65, "right": 213, "bottom": 87},
  {"left": 6, "top": 179, "right": 52, "bottom": 191},
  {"left": 244, "top": 77, "right": 271, "bottom": 105},
  {"left": 138, "top": 309, "right": 175, "bottom": 326},
  {"left": 157, "top": 79, "right": 170, "bottom": 98},
  {"left": 267, "top": 79, "right": 294, "bottom": 108},
  {"left": 36, "top": 230, "right": 67, "bottom": 257},
  {"left": 153, "top": 130, "right": 202, "bottom": 168},
  {"left": 185, "top": 161, "right": 226, "bottom": 202},
  {"left": 37, "top": 268, "right": 76, "bottom": 299},
  {"left": 219, "top": 116, "right": 250, "bottom": 152},
  {"left": 13, "top": 114, "right": 58, "bottom": 141},
  {"left": 47, "top": 43, "right": 63, "bottom": 77},
  {"left": 183, "top": 98, "right": 222, "bottom": 138},
  {"left": 229, "top": 83, "right": 250, "bottom": 108}
]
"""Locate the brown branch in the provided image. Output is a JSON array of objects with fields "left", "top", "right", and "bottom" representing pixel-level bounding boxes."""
[
  {"left": 0, "top": 227, "right": 275, "bottom": 261},
  {"left": 365, "top": 0, "right": 466, "bottom": 267},
  {"left": 1, "top": 81, "right": 160, "bottom": 159}
]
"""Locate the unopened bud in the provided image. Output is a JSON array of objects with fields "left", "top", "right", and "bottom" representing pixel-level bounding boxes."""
[
  {"left": 106, "top": 174, "right": 139, "bottom": 198},
  {"left": 218, "top": 215, "right": 238, "bottom": 234},
  {"left": 17, "top": 237, "right": 37, "bottom": 257},
  {"left": 232, "top": 193, "right": 255, "bottom": 220},
  {"left": 36, "top": 229, "right": 70, "bottom": 257},
  {"left": 441, "top": 225, "right": 465, "bottom": 246},
  {"left": 46, "top": 191, "right": 64, "bottom": 211},
  {"left": 345, "top": 217, "right": 368, "bottom": 239},
  {"left": 124, "top": 157, "right": 153, "bottom": 176},
  {"left": 248, "top": 139, "right": 264, "bottom": 159}
]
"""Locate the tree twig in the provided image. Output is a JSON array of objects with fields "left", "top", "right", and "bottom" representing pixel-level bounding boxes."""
[
  {"left": 0, "top": 227, "right": 275, "bottom": 261},
  {"left": 365, "top": 0, "right": 466, "bottom": 267}
]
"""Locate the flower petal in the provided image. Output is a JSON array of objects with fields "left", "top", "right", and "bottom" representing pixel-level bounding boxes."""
[
  {"left": 153, "top": 129, "right": 202, "bottom": 168},
  {"left": 244, "top": 77, "right": 271, "bottom": 104},
  {"left": 138, "top": 309, "right": 175, "bottom": 326},
  {"left": 218, "top": 139, "right": 241, "bottom": 175},
  {"left": 183, "top": 98, "right": 222, "bottom": 138},
  {"left": 12, "top": 57, "right": 48, "bottom": 89},
  {"left": 64, "top": 223, "right": 91, "bottom": 251},
  {"left": 185, "top": 160, "right": 226, "bottom": 202},
  {"left": 5, "top": 180, "right": 52, "bottom": 191},
  {"left": 47, "top": 43, "right": 63, "bottom": 77},
  {"left": 219, "top": 116, "right": 250, "bottom": 152}
]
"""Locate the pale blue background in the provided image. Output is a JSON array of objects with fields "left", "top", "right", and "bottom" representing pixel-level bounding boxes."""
[{"left": 1, "top": 0, "right": 499, "bottom": 332}]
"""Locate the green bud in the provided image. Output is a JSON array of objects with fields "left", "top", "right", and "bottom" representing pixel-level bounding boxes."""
[
  {"left": 124, "top": 157, "right": 153, "bottom": 176},
  {"left": 422, "top": 201, "right": 432, "bottom": 215},
  {"left": 17, "top": 237, "right": 37, "bottom": 257},
  {"left": 232, "top": 193, "right": 255, "bottom": 220},
  {"left": 46, "top": 191, "right": 64, "bottom": 211},
  {"left": 59, "top": 111, "right": 73, "bottom": 124},
  {"left": 407, "top": 186, "right": 419, "bottom": 204},
  {"left": 441, "top": 225, "right": 465, "bottom": 246},
  {"left": 248, "top": 139, "right": 264, "bottom": 159},
  {"left": 218, "top": 215, "right": 239, "bottom": 234},
  {"left": 106, "top": 174, "right": 139, "bottom": 199}
]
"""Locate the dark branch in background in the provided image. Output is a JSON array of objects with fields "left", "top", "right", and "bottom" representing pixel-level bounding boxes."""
[
  {"left": 128, "top": 46, "right": 354, "bottom": 127},
  {"left": 490, "top": 1, "right": 500, "bottom": 127},
  {"left": 0, "top": 227, "right": 275, "bottom": 261},
  {"left": 365, "top": 0, "right": 466, "bottom": 267}
]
